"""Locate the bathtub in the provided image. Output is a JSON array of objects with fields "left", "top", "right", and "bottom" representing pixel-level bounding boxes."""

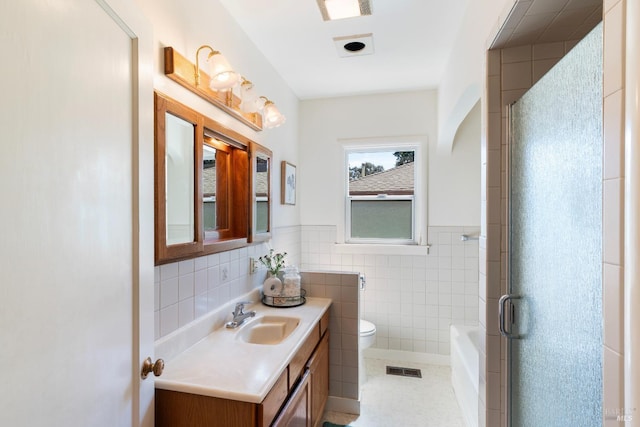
[{"left": 450, "top": 324, "right": 479, "bottom": 427}]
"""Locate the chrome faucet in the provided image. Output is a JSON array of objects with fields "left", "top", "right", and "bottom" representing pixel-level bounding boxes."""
[{"left": 225, "top": 301, "right": 256, "bottom": 328}]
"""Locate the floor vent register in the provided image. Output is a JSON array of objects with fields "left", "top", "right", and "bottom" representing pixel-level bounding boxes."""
[{"left": 385, "top": 366, "right": 422, "bottom": 378}]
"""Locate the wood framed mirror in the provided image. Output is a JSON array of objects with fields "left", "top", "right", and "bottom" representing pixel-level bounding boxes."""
[{"left": 154, "top": 92, "right": 256, "bottom": 265}]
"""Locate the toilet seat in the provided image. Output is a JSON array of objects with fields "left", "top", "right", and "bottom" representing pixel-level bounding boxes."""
[{"left": 360, "top": 319, "right": 376, "bottom": 337}]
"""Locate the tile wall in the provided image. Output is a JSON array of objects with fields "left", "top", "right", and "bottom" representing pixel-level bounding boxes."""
[
  {"left": 154, "top": 226, "right": 301, "bottom": 340},
  {"left": 602, "top": 0, "right": 626, "bottom": 425},
  {"left": 302, "top": 271, "right": 360, "bottom": 402},
  {"left": 155, "top": 245, "right": 264, "bottom": 339},
  {"left": 301, "top": 224, "right": 480, "bottom": 356}
]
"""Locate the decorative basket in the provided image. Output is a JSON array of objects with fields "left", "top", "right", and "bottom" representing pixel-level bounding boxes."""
[{"left": 262, "top": 289, "right": 306, "bottom": 308}]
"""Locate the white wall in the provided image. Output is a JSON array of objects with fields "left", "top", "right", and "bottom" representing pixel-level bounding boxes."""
[
  {"left": 430, "top": 101, "right": 481, "bottom": 226},
  {"left": 299, "top": 90, "right": 481, "bottom": 358},
  {"left": 437, "top": 0, "right": 514, "bottom": 151},
  {"left": 136, "top": 0, "right": 300, "bottom": 228},
  {"left": 135, "top": 0, "right": 304, "bottom": 339},
  {"left": 299, "top": 90, "right": 480, "bottom": 233}
]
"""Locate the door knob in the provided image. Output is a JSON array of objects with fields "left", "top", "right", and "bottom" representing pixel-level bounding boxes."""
[{"left": 141, "top": 357, "right": 165, "bottom": 379}]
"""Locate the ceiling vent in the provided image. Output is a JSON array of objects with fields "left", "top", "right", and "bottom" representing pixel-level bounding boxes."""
[{"left": 333, "top": 33, "right": 374, "bottom": 57}]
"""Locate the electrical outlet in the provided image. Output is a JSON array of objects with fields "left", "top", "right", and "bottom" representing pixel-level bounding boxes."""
[{"left": 249, "top": 257, "right": 258, "bottom": 274}]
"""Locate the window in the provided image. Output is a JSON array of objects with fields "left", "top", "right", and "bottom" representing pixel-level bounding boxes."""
[{"left": 346, "top": 147, "right": 417, "bottom": 244}]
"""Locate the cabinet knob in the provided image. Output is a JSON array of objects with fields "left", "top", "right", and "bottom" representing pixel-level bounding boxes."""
[{"left": 141, "top": 357, "right": 165, "bottom": 379}]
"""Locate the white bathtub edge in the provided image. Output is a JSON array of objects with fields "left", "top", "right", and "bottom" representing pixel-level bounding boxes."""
[{"left": 450, "top": 324, "right": 479, "bottom": 427}]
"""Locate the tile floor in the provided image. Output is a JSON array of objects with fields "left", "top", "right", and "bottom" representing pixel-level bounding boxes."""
[{"left": 323, "top": 357, "right": 465, "bottom": 426}]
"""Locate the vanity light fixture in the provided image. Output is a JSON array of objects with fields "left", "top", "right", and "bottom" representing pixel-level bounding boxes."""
[
  {"left": 258, "top": 96, "right": 286, "bottom": 129},
  {"left": 195, "top": 45, "right": 239, "bottom": 90},
  {"left": 164, "top": 46, "right": 284, "bottom": 131},
  {"left": 316, "top": 0, "right": 372, "bottom": 21}
]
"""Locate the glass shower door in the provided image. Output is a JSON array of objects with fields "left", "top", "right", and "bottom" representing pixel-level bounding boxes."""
[{"left": 505, "top": 23, "right": 603, "bottom": 426}]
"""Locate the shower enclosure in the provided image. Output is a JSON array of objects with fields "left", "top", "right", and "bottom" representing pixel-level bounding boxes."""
[{"left": 502, "top": 23, "right": 603, "bottom": 426}]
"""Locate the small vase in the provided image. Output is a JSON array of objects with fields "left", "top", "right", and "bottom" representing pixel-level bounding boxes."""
[{"left": 263, "top": 274, "right": 283, "bottom": 297}]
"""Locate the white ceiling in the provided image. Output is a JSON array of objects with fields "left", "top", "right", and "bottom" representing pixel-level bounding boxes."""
[
  {"left": 218, "top": 0, "right": 469, "bottom": 100},
  {"left": 218, "top": 0, "right": 603, "bottom": 100}
]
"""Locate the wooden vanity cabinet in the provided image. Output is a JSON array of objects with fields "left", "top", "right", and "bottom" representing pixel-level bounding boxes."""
[{"left": 155, "top": 313, "right": 330, "bottom": 427}]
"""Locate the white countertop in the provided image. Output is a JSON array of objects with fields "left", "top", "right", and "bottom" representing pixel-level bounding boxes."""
[{"left": 154, "top": 297, "right": 332, "bottom": 404}]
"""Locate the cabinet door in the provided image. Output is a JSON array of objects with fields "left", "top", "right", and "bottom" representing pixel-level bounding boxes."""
[
  {"left": 272, "top": 370, "right": 311, "bottom": 427},
  {"left": 308, "top": 331, "right": 329, "bottom": 427},
  {"left": 155, "top": 389, "right": 257, "bottom": 427}
]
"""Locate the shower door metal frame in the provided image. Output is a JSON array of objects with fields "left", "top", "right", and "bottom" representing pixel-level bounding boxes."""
[{"left": 504, "top": 103, "right": 515, "bottom": 427}]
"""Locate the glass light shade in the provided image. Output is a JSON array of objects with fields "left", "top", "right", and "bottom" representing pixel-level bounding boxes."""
[
  {"left": 207, "top": 53, "right": 240, "bottom": 90},
  {"left": 239, "top": 80, "right": 259, "bottom": 113},
  {"left": 263, "top": 102, "right": 286, "bottom": 128}
]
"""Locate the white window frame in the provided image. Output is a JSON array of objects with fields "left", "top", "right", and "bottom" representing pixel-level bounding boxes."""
[{"left": 343, "top": 138, "right": 426, "bottom": 246}]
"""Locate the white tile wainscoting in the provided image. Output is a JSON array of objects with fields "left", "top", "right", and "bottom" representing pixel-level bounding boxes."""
[
  {"left": 301, "top": 225, "right": 479, "bottom": 356},
  {"left": 154, "top": 225, "right": 301, "bottom": 340}
]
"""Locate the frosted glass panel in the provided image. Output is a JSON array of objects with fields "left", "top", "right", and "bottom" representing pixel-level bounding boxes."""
[
  {"left": 509, "top": 24, "right": 602, "bottom": 426},
  {"left": 350, "top": 200, "right": 412, "bottom": 239}
]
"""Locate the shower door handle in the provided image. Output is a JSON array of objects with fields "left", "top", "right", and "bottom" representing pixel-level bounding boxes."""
[{"left": 499, "top": 294, "right": 520, "bottom": 339}]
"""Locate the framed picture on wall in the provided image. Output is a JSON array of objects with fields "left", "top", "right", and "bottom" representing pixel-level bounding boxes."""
[{"left": 281, "top": 161, "right": 296, "bottom": 205}]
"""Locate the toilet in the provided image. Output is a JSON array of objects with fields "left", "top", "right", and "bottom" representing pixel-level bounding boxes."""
[
  {"left": 360, "top": 319, "right": 376, "bottom": 349},
  {"left": 359, "top": 319, "right": 377, "bottom": 385}
]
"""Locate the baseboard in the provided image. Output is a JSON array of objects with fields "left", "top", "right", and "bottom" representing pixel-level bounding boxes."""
[
  {"left": 325, "top": 396, "right": 360, "bottom": 415},
  {"left": 363, "top": 347, "right": 450, "bottom": 366}
]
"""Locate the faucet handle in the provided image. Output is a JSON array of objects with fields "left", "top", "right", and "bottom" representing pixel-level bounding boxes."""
[
  {"left": 236, "top": 301, "right": 253, "bottom": 307},
  {"left": 233, "top": 301, "right": 253, "bottom": 314}
]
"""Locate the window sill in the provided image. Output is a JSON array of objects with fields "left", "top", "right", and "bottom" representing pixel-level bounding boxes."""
[{"left": 334, "top": 243, "right": 431, "bottom": 256}]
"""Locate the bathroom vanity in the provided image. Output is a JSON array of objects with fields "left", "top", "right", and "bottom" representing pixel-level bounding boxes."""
[{"left": 155, "top": 298, "right": 331, "bottom": 427}]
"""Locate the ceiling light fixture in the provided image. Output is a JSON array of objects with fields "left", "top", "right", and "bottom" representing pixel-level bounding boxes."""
[
  {"left": 194, "top": 45, "right": 239, "bottom": 91},
  {"left": 316, "top": 0, "right": 372, "bottom": 21}
]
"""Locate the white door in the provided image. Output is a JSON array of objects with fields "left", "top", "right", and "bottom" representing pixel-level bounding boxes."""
[{"left": 0, "top": 1, "right": 154, "bottom": 426}]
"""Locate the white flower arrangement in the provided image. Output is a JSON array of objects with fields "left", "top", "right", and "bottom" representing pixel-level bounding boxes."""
[{"left": 259, "top": 249, "right": 287, "bottom": 275}]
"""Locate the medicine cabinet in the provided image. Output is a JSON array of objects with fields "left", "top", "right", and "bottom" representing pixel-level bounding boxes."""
[{"left": 154, "top": 92, "right": 271, "bottom": 265}]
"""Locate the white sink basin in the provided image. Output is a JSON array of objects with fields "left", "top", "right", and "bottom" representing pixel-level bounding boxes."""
[{"left": 238, "top": 316, "right": 300, "bottom": 345}]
